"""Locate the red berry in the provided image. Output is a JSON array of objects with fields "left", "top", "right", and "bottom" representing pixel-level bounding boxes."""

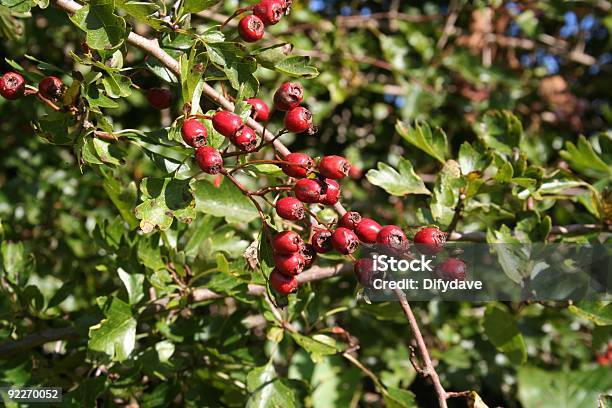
[
  {"left": 355, "top": 218, "right": 382, "bottom": 243},
  {"left": 339, "top": 211, "right": 362, "bottom": 230},
  {"left": 437, "top": 258, "right": 467, "bottom": 281},
  {"left": 284, "top": 107, "right": 313, "bottom": 133},
  {"left": 273, "top": 81, "right": 304, "bottom": 111},
  {"left": 274, "top": 252, "right": 306, "bottom": 276},
  {"left": 0, "top": 72, "right": 25, "bottom": 100},
  {"left": 596, "top": 354, "right": 610, "bottom": 366},
  {"left": 354, "top": 258, "right": 374, "bottom": 286},
  {"left": 294, "top": 178, "right": 322, "bottom": 203},
  {"left": 319, "top": 179, "right": 340, "bottom": 205},
  {"left": 253, "top": 0, "right": 285, "bottom": 26},
  {"left": 270, "top": 268, "right": 298, "bottom": 295},
  {"left": 232, "top": 126, "right": 258, "bottom": 151},
  {"left": 39, "top": 76, "right": 64, "bottom": 101},
  {"left": 311, "top": 229, "right": 332, "bottom": 253},
  {"left": 195, "top": 146, "right": 223, "bottom": 174},
  {"left": 282, "top": 152, "right": 314, "bottom": 178},
  {"left": 377, "top": 225, "right": 409, "bottom": 251},
  {"left": 331, "top": 227, "right": 359, "bottom": 255},
  {"left": 212, "top": 111, "right": 243, "bottom": 137},
  {"left": 272, "top": 231, "right": 303, "bottom": 254},
  {"left": 300, "top": 243, "right": 317, "bottom": 268},
  {"left": 238, "top": 14, "right": 265, "bottom": 42},
  {"left": 319, "top": 155, "right": 350, "bottom": 179},
  {"left": 181, "top": 118, "right": 208, "bottom": 147},
  {"left": 246, "top": 97, "right": 270, "bottom": 122},
  {"left": 275, "top": 197, "right": 305, "bottom": 220},
  {"left": 414, "top": 227, "right": 447, "bottom": 255},
  {"left": 146, "top": 87, "right": 171, "bottom": 109}
]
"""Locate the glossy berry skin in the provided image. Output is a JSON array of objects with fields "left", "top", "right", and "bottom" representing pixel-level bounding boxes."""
[
  {"left": 311, "top": 229, "right": 332, "bottom": 253},
  {"left": 195, "top": 146, "right": 223, "bottom": 174},
  {"left": 181, "top": 119, "right": 208, "bottom": 147},
  {"left": 294, "top": 178, "right": 322, "bottom": 203},
  {"left": 275, "top": 197, "right": 305, "bottom": 220},
  {"left": 39, "top": 76, "right": 64, "bottom": 101},
  {"left": 377, "top": 225, "right": 409, "bottom": 251},
  {"left": 0, "top": 72, "right": 25, "bottom": 100},
  {"left": 437, "top": 258, "right": 467, "bottom": 281},
  {"left": 272, "top": 231, "right": 303, "bottom": 254},
  {"left": 270, "top": 268, "right": 298, "bottom": 295},
  {"left": 414, "top": 227, "right": 447, "bottom": 255},
  {"left": 319, "top": 155, "right": 350, "bottom": 179},
  {"left": 354, "top": 258, "right": 375, "bottom": 286},
  {"left": 232, "top": 126, "right": 257, "bottom": 151},
  {"left": 339, "top": 211, "right": 362, "bottom": 230},
  {"left": 274, "top": 252, "right": 305, "bottom": 276},
  {"left": 247, "top": 97, "right": 270, "bottom": 122},
  {"left": 319, "top": 179, "right": 340, "bottom": 205},
  {"left": 284, "top": 107, "right": 313, "bottom": 133},
  {"left": 355, "top": 218, "right": 382, "bottom": 243},
  {"left": 332, "top": 228, "right": 359, "bottom": 255},
  {"left": 212, "top": 111, "right": 243, "bottom": 137},
  {"left": 300, "top": 243, "right": 317, "bottom": 268},
  {"left": 273, "top": 81, "right": 304, "bottom": 111},
  {"left": 238, "top": 14, "right": 265, "bottom": 42},
  {"left": 282, "top": 152, "right": 313, "bottom": 178},
  {"left": 253, "top": 0, "right": 285, "bottom": 26}
]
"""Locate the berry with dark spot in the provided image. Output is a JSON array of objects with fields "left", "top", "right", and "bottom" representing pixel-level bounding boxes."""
[
  {"left": 0, "top": 72, "right": 26, "bottom": 100},
  {"left": 239, "top": 14, "right": 265, "bottom": 42},
  {"left": 331, "top": 227, "right": 359, "bottom": 254},
  {"left": 319, "top": 155, "right": 350, "bottom": 179},
  {"left": 195, "top": 146, "right": 223, "bottom": 174},
  {"left": 270, "top": 268, "right": 298, "bottom": 295},
  {"left": 311, "top": 229, "right": 332, "bottom": 253},
  {"left": 377, "top": 225, "right": 409, "bottom": 252},
  {"left": 294, "top": 178, "right": 322, "bottom": 203},
  {"left": 414, "top": 227, "right": 447, "bottom": 255},
  {"left": 274, "top": 252, "right": 305, "bottom": 276},
  {"left": 437, "top": 258, "right": 467, "bottom": 281},
  {"left": 232, "top": 126, "right": 258, "bottom": 151},
  {"left": 272, "top": 231, "right": 303, "bottom": 254},
  {"left": 181, "top": 118, "right": 208, "bottom": 147},
  {"left": 273, "top": 81, "right": 303, "bottom": 111},
  {"left": 284, "top": 106, "right": 313, "bottom": 133},
  {"left": 247, "top": 97, "right": 270, "bottom": 122},
  {"left": 282, "top": 152, "right": 313, "bottom": 178},
  {"left": 339, "top": 211, "right": 362, "bottom": 230},
  {"left": 300, "top": 243, "right": 317, "bottom": 268},
  {"left": 275, "top": 197, "right": 305, "bottom": 220},
  {"left": 319, "top": 179, "right": 340, "bottom": 205},
  {"left": 39, "top": 76, "right": 64, "bottom": 101},
  {"left": 254, "top": 0, "right": 285, "bottom": 26}
]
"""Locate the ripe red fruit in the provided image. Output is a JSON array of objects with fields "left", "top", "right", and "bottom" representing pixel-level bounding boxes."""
[
  {"left": 181, "top": 118, "right": 208, "bottom": 147},
  {"left": 276, "top": 197, "right": 305, "bottom": 220},
  {"left": 272, "top": 231, "right": 303, "bottom": 254},
  {"left": 294, "top": 178, "right": 322, "bottom": 203},
  {"left": 354, "top": 258, "right": 374, "bottom": 286},
  {"left": 331, "top": 227, "right": 359, "bottom": 255},
  {"left": 238, "top": 14, "right": 265, "bottom": 42},
  {"left": 319, "top": 155, "right": 350, "bottom": 179},
  {"left": 0, "top": 72, "right": 26, "bottom": 100},
  {"left": 355, "top": 218, "right": 382, "bottom": 243},
  {"left": 146, "top": 87, "right": 171, "bottom": 109},
  {"left": 377, "top": 225, "right": 409, "bottom": 251},
  {"left": 232, "top": 126, "right": 258, "bottom": 151},
  {"left": 270, "top": 268, "right": 298, "bottom": 295},
  {"left": 284, "top": 107, "right": 313, "bottom": 133},
  {"left": 195, "top": 146, "right": 223, "bottom": 174},
  {"left": 274, "top": 252, "right": 306, "bottom": 276},
  {"left": 39, "top": 76, "right": 64, "bottom": 101},
  {"left": 300, "top": 243, "right": 317, "bottom": 268},
  {"left": 273, "top": 81, "right": 304, "bottom": 111},
  {"left": 437, "top": 258, "right": 467, "bottom": 281},
  {"left": 212, "top": 111, "right": 243, "bottom": 137},
  {"left": 311, "top": 229, "right": 332, "bottom": 253},
  {"left": 246, "top": 97, "right": 270, "bottom": 122},
  {"left": 319, "top": 179, "right": 340, "bottom": 205},
  {"left": 253, "top": 0, "right": 285, "bottom": 26},
  {"left": 339, "top": 211, "right": 362, "bottom": 230},
  {"left": 414, "top": 227, "right": 447, "bottom": 255},
  {"left": 282, "top": 152, "right": 313, "bottom": 178}
]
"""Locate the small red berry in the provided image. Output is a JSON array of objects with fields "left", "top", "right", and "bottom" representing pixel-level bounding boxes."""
[
  {"left": 300, "top": 243, "right": 317, "bottom": 268},
  {"left": 339, "top": 211, "right": 362, "bottom": 230},
  {"left": 0, "top": 72, "right": 26, "bottom": 100},
  {"left": 146, "top": 87, "right": 171, "bottom": 109},
  {"left": 270, "top": 268, "right": 298, "bottom": 295},
  {"left": 282, "top": 152, "right": 314, "bottom": 178},
  {"left": 596, "top": 354, "right": 610, "bottom": 366},
  {"left": 273, "top": 81, "right": 304, "bottom": 111},
  {"left": 294, "top": 178, "right": 322, "bottom": 203},
  {"left": 212, "top": 111, "right": 243, "bottom": 137},
  {"left": 275, "top": 197, "right": 305, "bottom": 220},
  {"left": 272, "top": 231, "right": 303, "bottom": 254},
  {"left": 414, "top": 227, "right": 447, "bottom": 255},
  {"left": 354, "top": 258, "right": 374, "bottom": 286},
  {"left": 377, "top": 225, "right": 409, "bottom": 251},
  {"left": 195, "top": 146, "right": 223, "bottom": 174},
  {"left": 437, "top": 258, "right": 467, "bottom": 281},
  {"left": 355, "top": 218, "right": 382, "bottom": 243},
  {"left": 181, "top": 118, "right": 208, "bottom": 147},
  {"left": 39, "top": 76, "right": 64, "bottom": 101},
  {"left": 253, "top": 0, "right": 285, "bottom": 26},
  {"left": 319, "top": 179, "right": 340, "bottom": 205},
  {"left": 331, "top": 227, "right": 359, "bottom": 255},
  {"left": 232, "top": 126, "right": 258, "bottom": 151},
  {"left": 274, "top": 252, "right": 306, "bottom": 276},
  {"left": 311, "top": 229, "right": 332, "bottom": 253},
  {"left": 284, "top": 106, "right": 313, "bottom": 133},
  {"left": 246, "top": 97, "right": 270, "bottom": 122},
  {"left": 238, "top": 14, "right": 265, "bottom": 42},
  {"left": 319, "top": 155, "right": 351, "bottom": 179}
]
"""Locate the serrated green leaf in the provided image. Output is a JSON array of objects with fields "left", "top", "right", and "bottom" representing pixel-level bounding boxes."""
[
  {"left": 475, "top": 110, "right": 522, "bottom": 156},
  {"left": 483, "top": 304, "right": 527, "bottom": 365},
  {"left": 135, "top": 178, "right": 196, "bottom": 232},
  {"left": 366, "top": 158, "right": 430, "bottom": 196},
  {"left": 568, "top": 302, "right": 612, "bottom": 326},
  {"left": 275, "top": 56, "right": 319, "bottom": 78},
  {"left": 560, "top": 135, "right": 612, "bottom": 179},
  {"left": 88, "top": 296, "right": 137, "bottom": 362},
  {"left": 70, "top": 0, "right": 127, "bottom": 50},
  {"left": 117, "top": 267, "right": 144, "bottom": 305},
  {"left": 396, "top": 120, "right": 448, "bottom": 164},
  {"left": 192, "top": 178, "right": 259, "bottom": 223},
  {"left": 246, "top": 363, "right": 299, "bottom": 408}
]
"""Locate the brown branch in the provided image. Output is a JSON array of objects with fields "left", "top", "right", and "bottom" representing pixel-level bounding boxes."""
[{"left": 0, "top": 327, "right": 77, "bottom": 359}]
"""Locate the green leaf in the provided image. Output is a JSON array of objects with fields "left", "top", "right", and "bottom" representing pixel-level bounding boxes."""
[
  {"left": 70, "top": 0, "right": 127, "bottom": 50},
  {"left": 568, "top": 302, "right": 612, "bottom": 326},
  {"left": 1, "top": 0, "right": 35, "bottom": 13},
  {"left": 384, "top": 387, "right": 417, "bottom": 408},
  {"left": 88, "top": 296, "right": 137, "bottom": 362},
  {"left": 458, "top": 142, "right": 487, "bottom": 174},
  {"left": 486, "top": 225, "right": 527, "bottom": 283},
  {"left": 183, "top": 0, "right": 220, "bottom": 14},
  {"left": 135, "top": 178, "right": 196, "bottom": 233},
  {"left": 246, "top": 363, "right": 299, "bottom": 408},
  {"left": 560, "top": 135, "right": 612, "bottom": 179},
  {"left": 253, "top": 43, "right": 293, "bottom": 68},
  {"left": 290, "top": 332, "right": 339, "bottom": 363},
  {"left": 1, "top": 241, "right": 28, "bottom": 285},
  {"left": 101, "top": 174, "right": 138, "bottom": 229},
  {"left": 205, "top": 42, "right": 259, "bottom": 97},
  {"left": 192, "top": 178, "right": 259, "bottom": 224},
  {"left": 483, "top": 304, "right": 527, "bottom": 365},
  {"left": 366, "top": 158, "right": 430, "bottom": 196},
  {"left": 475, "top": 110, "right": 522, "bottom": 156},
  {"left": 117, "top": 267, "right": 145, "bottom": 305},
  {"left": 101, "top": 71, "right": 132, "bottom": 98},
  {"left": 115, "top": 0, "right": 163, "bottom": 30},
  {"left": 430, "top": 160, "right": 462, "bottom": 226},
  {"left": 274, "top": 56, "right": 319, "bottom": 78},
  {"left": 396, "top": 120, "right": 448, "bottom": 164}
]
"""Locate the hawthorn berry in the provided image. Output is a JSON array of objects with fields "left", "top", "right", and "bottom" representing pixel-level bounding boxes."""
[
  {"left": 246, "top": 97, "right": 270, "bottom": 122},
  {"left": 181, "top": 118, "right": 208, "bottom": 147},
  {"left": 319, "top": 179, "right": 340, "bottom": 205},
  {"left": 195, "top": 146, "right": 223, "bottom": 174},
  {"left": 212, "top": 110, "right": 243, "bottom": 137},
  {"left": 331, "top": 227, "right": 359, "bottom": 255},
  {"left": 273, "top": 81, "right": 303, "bottom": 111},
  {"left": 232, "top": 126, "right": 258, "bottom": 151},
  {"left": 339, "top": 211, "right": 362, "bottom": 230},
  {"left": 282, "top": 152, "right": 313, "bottom": 178},
  {"left": 436, "top": 258, "right": 467, "bottom": 281},
  {"left": 284, "top": 106, "right": 313, "bottom": 133},
  {"left": 311, "top": 229, "right": 332, "bottom": 253},
  {"left": 319, "top": 155, "right": 350, "bottom": 179},
  {"left": 294, "top": 178, "right": 322, "bottom": 203},
  {"left": 146, "top": 87, "right": 171, "bottom": 109},
  {"left": 253, "top": 0, "right": 285, "bottom": 26},
  {"left": 0, "top": 72, "right": 26, "bottom": 100},
  {"left": 354, "top": 258, "right": 374, "bottom": 286},
  {"left": 274, "top": 252, "right": 306, "bottom": 276},
  {"left": 272, "top": 231, "right": 303, "bottom": 254},
  {"left": 300, "top": 243, "right": 317, "bottom": 268},
  {"left": 39, "top": 76, "right": 64, "bottom": 101},
  {"left": 270, "top": 268, "right": 298, "bottom": 295},
  {"left": 377, "top": 225, "right": 409, "bottom": 251},
  {"left": 414, "top": 227, "right": 447, "bottom": 255},
  {"left": 238, "top": 14, "right": 265, "bottom": 42},
  {"left": 275, "top": 197, "right": 305, "bottom": 220},
  {"left": 355, "top": 218, "right": 382, "bottom": 243}
]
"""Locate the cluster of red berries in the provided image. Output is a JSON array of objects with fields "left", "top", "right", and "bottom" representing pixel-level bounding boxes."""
[
  {"left": 237, "top": 0, "right": 292, "bottom": 43},
  {"left": 269, "top": 231, "right": 317, "bottom": 294},
  {"left": 0, "top": 71, "right": 64, "bottom": 102}
]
